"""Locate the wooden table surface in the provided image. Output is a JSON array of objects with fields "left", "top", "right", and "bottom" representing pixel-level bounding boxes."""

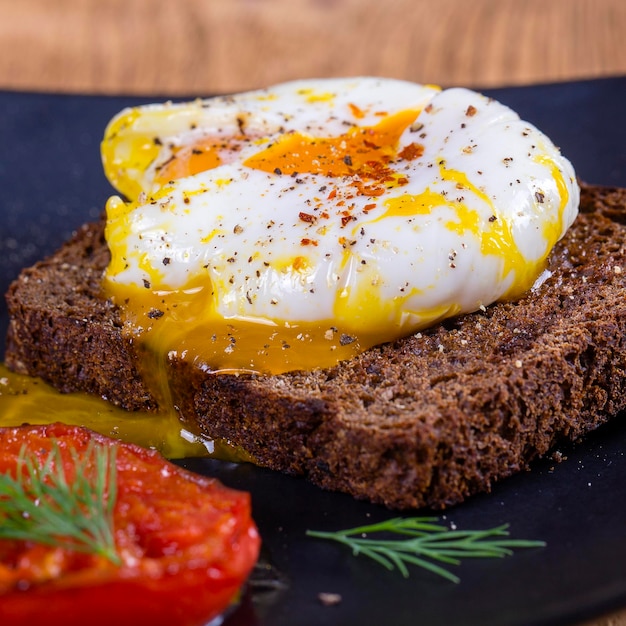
[
  {"left": 1, "top": 1, "right": 625, "bottom": 625},
  {"left": 0, "top": 0, "right": 625, "bottom": 95}
]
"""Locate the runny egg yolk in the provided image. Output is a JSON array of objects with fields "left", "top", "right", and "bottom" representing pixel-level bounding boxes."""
[
  {"left": 101, "top": 79, "right": 579, "bottom": 377},
  {"left": 0, "top": 365, "right": 251, "bottom": 460},
  {"left": 242, "top": 108, "right": 419, "bottom": 178}
]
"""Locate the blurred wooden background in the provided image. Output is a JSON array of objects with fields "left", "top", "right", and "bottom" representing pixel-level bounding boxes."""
[
  {"left": 0, "top": 0, "right": 624, "bottom": 96},
  {"left": 0, "top": 1, "right": 625, "bottom": 624}
]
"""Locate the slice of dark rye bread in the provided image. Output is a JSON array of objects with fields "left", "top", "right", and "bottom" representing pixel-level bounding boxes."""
[{"left": 4, "top": 183, "right": 626, "bottom": 510}]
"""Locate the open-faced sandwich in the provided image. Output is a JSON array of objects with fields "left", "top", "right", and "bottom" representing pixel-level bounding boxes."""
[{"left": 4, "top": 77, "right": 626, "bottom": 513}]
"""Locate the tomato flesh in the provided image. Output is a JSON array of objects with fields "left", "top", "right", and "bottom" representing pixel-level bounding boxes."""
[{"left": 0, "top": 423, "right": 260, "bottom": 626}]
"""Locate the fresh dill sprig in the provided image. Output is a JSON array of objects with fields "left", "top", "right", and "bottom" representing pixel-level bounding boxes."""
[
  {"left": 306, "top": 516, "right": 545, "bottom": 583},
  {"left": 0, "top": 440, "right": 120, "bottom": 566}
]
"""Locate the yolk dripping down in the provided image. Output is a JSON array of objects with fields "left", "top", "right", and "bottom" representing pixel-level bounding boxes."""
[{"left": 0, "top": 364, "right": 253, "bottom": 461}]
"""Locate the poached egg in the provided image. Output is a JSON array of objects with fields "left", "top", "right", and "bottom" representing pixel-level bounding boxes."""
[{"left": 101, "top": 78, "right": 579, "bottom": 374}]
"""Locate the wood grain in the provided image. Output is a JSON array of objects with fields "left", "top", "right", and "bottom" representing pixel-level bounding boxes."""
[
  {"left": 0, "top": 0, "right": 624, "bottom": 95},
  {"left": 0, "top": 2, "right": 624, "bottom": 624}
]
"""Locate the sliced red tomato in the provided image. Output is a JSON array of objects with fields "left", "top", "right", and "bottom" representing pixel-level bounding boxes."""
[{"left": 0, "top": 423, "right": 260, "bottom": 626}]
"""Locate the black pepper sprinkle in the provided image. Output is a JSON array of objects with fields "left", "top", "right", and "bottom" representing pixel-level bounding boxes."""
[
  {"left": 343, "top": 155, "right": 353, "bottom": 167},
  {"left": 162, "top": 257, "right": 171, "bottom": 265},
  {"left": 148, "top": 308, "right": 164, "bottom": 319},
  {"left": 143, "top": 279, "right": 151, "bottom": 289},
  {"left": 488, "top": 215, "right": 497, "bottom": 222},
  {"left": 340, "top": 334, "right": 355, "bottom": 346},
  {"left": 535, "top": 191, "right": 545, "bottom": 203},
  {"left": 274, "top": 167, "right": 282, "bottom": 175}
]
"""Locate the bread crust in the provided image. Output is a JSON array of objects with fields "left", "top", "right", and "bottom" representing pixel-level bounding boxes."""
[
  {"left": 4, "top": 224, "right": 159, "bottom": 412},
  {"left": 5, "top": 183, "right": 626, "bottom": 509}
]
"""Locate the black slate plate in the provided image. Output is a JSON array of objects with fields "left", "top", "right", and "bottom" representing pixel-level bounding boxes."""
[{"left": 1, "top": 77, "right": 625, "bottom": 626}]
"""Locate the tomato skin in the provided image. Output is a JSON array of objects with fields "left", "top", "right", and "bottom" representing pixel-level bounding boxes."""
[{"left": 0, "top": 423, "right": 260, "bottom": 626}]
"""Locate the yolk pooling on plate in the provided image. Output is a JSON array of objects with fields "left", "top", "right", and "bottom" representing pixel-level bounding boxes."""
[
  {"left": 101, "top": 77, "right": 579, "bottom": 376},
  {"left": 0, "top": 364, "right": 252, "bottom": 460}
]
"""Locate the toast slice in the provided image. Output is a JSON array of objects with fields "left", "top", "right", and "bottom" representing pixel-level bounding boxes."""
[{"left": 5, "top": 183, "right": 626, "bottom": 510}]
